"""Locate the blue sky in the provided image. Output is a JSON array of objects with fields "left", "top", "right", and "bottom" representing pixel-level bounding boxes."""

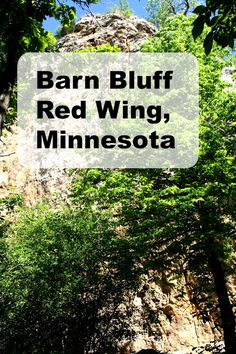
[{"left": 43, "top": 0, "right": 149, "bottom": 33}]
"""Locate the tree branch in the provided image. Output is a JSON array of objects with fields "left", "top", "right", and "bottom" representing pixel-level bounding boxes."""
[
  {"left": 0, "top": 152, "right": 15, "bottom": 157},
  {"left": 183, "top": 0, "right": 190, "bottom": 16}
]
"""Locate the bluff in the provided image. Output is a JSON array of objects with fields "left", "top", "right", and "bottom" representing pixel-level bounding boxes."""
[
  {"left": 0, "top": 13, "right": 228, "bottom": 354},
  {"left": 57, "top": 13, "right": 156, "bottom": 52}
]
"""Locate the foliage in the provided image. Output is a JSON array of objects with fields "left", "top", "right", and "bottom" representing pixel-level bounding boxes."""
[
  {"left": 56, "top": 20, "right": 76, "bottom": 39},
  {"left": 71, "top": 15, "right": 236, "bottom": 351},
  {"left": 44, "top": 31, "right": 58, "bottom": 52},
  {"left": 0, "top": 0, "right": 99, "bottom": 67},
  {"left": 0, "top": 0, "right": 101, "bottom": 136},
  {"left": 0, "top": 1, "right": 100, "bottom": 135},
  {"left": 192, "top": 0, "right": 236, "bottom": 54},
  {"left": 110, "top": 0, "right": 134, "bottom": 18},
  {"left": 0, "top": 194, "right": 23, "bottom": 212},
  {"left": 0, "top": 194, "right": 23, "bottom": 237},
  {"left": 0, "top": 1, "right": 99, "bottom": 73},
  {"left": 75, "top": 44, "right": 121, "bottom": 52},
  {"left": 4, "top": 87, "right": 17, "bottom": 127},
  {"left": 0, "top": 0, "right": 76, "bottom": 62},
  {"left": 146, "top": 0, "right": 199, "bottom": 27},
  {"left": 0, "top": 203, "right": 137, "bottom": 352}
]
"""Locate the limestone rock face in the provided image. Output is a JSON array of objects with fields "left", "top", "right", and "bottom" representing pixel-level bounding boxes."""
[
  {"left": 0, "top": 128, "right": 70, "bottom": 206},
  {"left": 111, "top": 273, "right": 221, "bottom": 353},
  {"left": 57, "top": 13, "right": 157, "bottom": 52}
]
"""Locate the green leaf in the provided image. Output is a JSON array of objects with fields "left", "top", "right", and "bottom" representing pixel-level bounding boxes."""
[
  {"left": 210, "top": 16, "right": 219, "bottom": 27},
  {"left": 204, "top": 31, "right": 214, "bottom": 55},
  {"left": 193, "top": 5, "right": 206, "bottom": 15},
  {"left": 228, "top": 36, "right": 234, "bottom": 49},
  {"left": 192, "top": 16, "right": 205, "bottom": 40}
]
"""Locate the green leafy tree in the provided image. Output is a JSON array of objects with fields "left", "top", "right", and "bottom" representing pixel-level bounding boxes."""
[
  {"left": 146, "top": 0, "right": 199, "bottom": 27},
  {"left": 56, "top": 20, "right": 76, "bottom": 39},
  {"left": 0, "top": 0, "right": 99, "bottom": 136},
  {"left": 71, "top": 15, "right": 236, "bottom": 353},
  {"left": 0, "top": 203, "right": 138, "bottom": 352},
  {"left": 110, "top": 0, "right": 134, "bottom": 18},
  {"left": 192, "top": 0, "right": 236, "bottom": 54}
]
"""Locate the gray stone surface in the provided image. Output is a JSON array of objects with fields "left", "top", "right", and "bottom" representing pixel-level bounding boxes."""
[{"left": 57, "top": 13, "right": 157, "bottom": 52}]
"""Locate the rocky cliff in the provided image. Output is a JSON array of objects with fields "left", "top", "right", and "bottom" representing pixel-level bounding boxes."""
[
  {"left": 0, "top": 13, "right": 227, "bottom": 354},
  {"left": 114, "top": 272, "right": 222, "bottom": 353},
  {"left": 1, "top": 13, "right": 157, "bottom": 205},
  {"left": 57, "top": 13, "right": 156, "bottom": 52}
]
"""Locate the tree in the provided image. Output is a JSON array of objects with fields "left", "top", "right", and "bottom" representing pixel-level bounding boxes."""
[
  {"left": 110, "top": 0, "right": 134, "bottom": 18},
  {"left": 0, "top": 0, "right": 99, "bottom": 136},
  {"left": 55, "top": 20, "right": 76, "bottom": 39},
  {"left": 71, "top": 15, "right": 236, "bottom": 353},
  {"left": 0, "top": 202, "right": 138, "bottom": 352},
  {"left": 146, "top": 0, "right": 199, "bottom": 27},
  {"left": 192, "top": 0, "right": 236, "bottom": 54}
]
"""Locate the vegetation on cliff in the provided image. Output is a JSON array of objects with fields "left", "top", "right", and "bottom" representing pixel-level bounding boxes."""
[{"left": 0, "top": 2, "right": 235, "bottom": 354}]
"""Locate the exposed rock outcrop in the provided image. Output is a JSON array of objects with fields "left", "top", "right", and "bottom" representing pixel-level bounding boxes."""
[
  {"left": 0, "top": 128, "right": 70, "bottom": 206},
  {"left": 1, "top": 13, "right": 157, "bottom": 205},
  {"left": 57, "top": 13, "right": 157, "bottom": 52},
  {"left": 115, "top": 274, "right": 221, "bottom": 353}
]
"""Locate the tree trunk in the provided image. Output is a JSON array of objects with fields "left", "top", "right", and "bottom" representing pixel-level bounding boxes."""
[
  {"left": 208, "top": 248, "right": 236, "bottom": 354},
  {"left": 0, "top": 44, "right": 18, "bottom": 136},
  {"left": 0, "top": 83, "right": 12, "bottom": 136}
]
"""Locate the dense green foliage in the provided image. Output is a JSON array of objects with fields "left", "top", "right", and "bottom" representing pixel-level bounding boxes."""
[
  {"left": 0, "top": 0, "right": 99, "bottom": 74},
  {"left": 75, "top": 44, "right": 121, "bottom": 52},
  {"left": 71, "top": 15, "right": 236, "bottom": 352},
  {"left": 0, "top": 0, "right": 99, "bottom": 134},
  {"left": 0, "top": 0, "right": 75, "bottom": 68},
  {"left": 0, "top": 203, "right": 138, "bottom": 352},
  {"left": 146, "top": 1, "right": 236, "bottom": 54},
  {"left": 146, "top": 0, "right": 199, "bottom": 27},
  {"left": 192, "top": 0, "right": 236, "bottom": 54},
  {"left": 56, "top": 20, "right": 76, "bottom": 39},
  {"left": 110, "top": 0, "right": 134, "bottom": 18}
]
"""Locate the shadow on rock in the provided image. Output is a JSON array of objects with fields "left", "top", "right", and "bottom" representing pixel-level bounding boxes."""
[{"left": 136, "top": 350, "right": 165, "bottom": 354}]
